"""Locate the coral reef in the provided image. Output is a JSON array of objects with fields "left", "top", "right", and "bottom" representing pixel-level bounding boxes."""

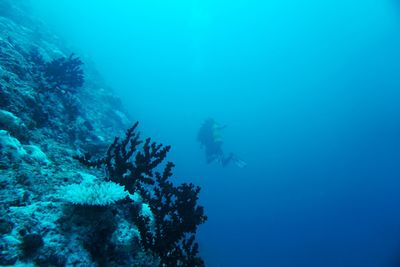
[
  {"left": 60, "top": 181, "right": 129, "bottom": 206},
  {"left": 132, "top": 162, "right": 207, "bottom": 266},
  {"left": 42, "top": 53, "right": 84, "bottom": 92},
  {"left": 76, "top": 123, "right": 207, "bottom": 266},
  {"left": 0, "top": 2, "right": 137, "bottom": 265},
  {"left": 0, "top": 109, "right": 29, "bottom": 141},
  {"left": 75, "top": 122, "right": 170, "bottom": 193},
  {"left": 0, "top": 1, "right": 207, "bottom": 266},
  {"left": 21, "top": 233, "right": 44, "bottom": 257}
]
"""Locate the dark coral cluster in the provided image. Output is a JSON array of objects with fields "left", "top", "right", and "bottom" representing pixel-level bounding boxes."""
[
  {"left": 132, "top": 162, "right": 207, "bottom": 266},
  {"left": 75, "top": 123, "right": 207, "bottom": 267},
  {"left": 75, "top": 122, "right": 169, "bottom": 193},
  {"left": 29, "top": 49, "right": 84, "bottom": 92},
  {"left": 43, "top": 53, "right": 84, "bottom": 91}
]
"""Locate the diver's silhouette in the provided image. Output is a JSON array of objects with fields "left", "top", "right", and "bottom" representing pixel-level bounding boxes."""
[{"left": 197, "top": 118, "right": 246, "bottom": 168}]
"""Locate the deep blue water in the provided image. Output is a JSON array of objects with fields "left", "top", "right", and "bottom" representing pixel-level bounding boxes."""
[{"left": 32, "top": 0, "right": 400, "bottom": 266}]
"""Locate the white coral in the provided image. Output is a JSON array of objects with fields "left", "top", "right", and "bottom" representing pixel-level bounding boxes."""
[{"left": 60, "top": 181, "right": 129, "bottom": 206}]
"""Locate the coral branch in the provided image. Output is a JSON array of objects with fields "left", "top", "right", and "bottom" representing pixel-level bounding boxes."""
[
  {"left": 75, "top": 122, "right": 207, "bottom": 266},
  {"left": 44, "top": 53, "right": 84, "bottom": 91}
]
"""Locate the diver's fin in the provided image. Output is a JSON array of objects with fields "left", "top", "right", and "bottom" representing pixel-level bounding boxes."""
[
  {"left": 229, "top": 153, "right": 247, "bottom": 168},
  {"left": 234, "top": 158, "right": 247, "bottom": 168}
]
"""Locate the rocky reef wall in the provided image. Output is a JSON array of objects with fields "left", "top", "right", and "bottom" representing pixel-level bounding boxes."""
[{"left": 0, "top": 1, "right": 206, "bottom": 266}]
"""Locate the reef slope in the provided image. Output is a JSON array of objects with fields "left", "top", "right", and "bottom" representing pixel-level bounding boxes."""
[{"left": 0, "top": 1, "right": 167, "bottom": 266}]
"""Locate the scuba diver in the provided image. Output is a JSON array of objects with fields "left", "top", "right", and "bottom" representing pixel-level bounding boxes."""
[{"left": 197, "top": 118, "right": 247, "bottom": 168}]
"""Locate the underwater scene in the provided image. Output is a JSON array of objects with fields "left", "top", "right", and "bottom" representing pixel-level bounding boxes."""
[{"left": 1, "top": 0, "right": 400, "bottom": 266}]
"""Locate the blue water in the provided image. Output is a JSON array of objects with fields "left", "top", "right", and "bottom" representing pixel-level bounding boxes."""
[{"left": 32, "top": 0, "right": 400, "bottom": 266}]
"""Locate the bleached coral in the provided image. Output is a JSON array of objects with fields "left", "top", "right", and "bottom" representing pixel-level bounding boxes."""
[{"left": 60, "top": 181, "right": 129, "bottom": 206}]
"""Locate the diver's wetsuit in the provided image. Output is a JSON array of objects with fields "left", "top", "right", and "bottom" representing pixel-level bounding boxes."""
[
  {"left": 205, "top": 142, "right": 223, "bottom": 164},
  {"left": 198, "top": 118, "right": 231, "bottom": 165},
  {"left": 198, "top": 118, "right": 246, "bottom": 168}
]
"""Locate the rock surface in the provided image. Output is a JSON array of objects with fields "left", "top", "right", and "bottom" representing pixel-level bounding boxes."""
[{"left": 0, "top": 1, "right": 157, "bottom": 266}]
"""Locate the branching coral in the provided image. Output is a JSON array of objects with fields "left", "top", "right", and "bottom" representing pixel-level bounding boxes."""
[
  {"left": 27, "top": 49, "right": 84, "bottom": 122},
  {"left": 43, "top": 53, "right": 84, "bottom": 91},
  {"left": 75, "top": 122, "right": 207, "bottom": 266},
  {"left": 28, "top": 49, "right": 84, "bottom": 92},
  {"left": 132, "top": 162, "right": 207, "bottom": 266},
  {"left": 75, "top": 122, "right": 170, "bottom": 194}
]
